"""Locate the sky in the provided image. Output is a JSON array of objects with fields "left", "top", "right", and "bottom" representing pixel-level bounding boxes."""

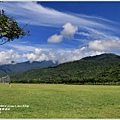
[{"left": 0, "top": 1, "right": 120, "bottom": 65}]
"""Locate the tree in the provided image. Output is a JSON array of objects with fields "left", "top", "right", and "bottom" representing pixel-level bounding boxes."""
[{"left": 0, "top": 9, "right": 30, "bottom": 45}]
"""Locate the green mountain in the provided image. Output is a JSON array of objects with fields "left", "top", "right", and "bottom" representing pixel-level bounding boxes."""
[
  {"left": 10, "top": 53, "right": 120, "bottom": 85},
  {"left": 0, "top": 60, "right": 58, "bottom": 75}
]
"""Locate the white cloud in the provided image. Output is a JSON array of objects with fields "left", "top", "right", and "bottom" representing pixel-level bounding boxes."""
[
  {"left": 48, "top": 34, "right": 63, "bottom": 43},
  {"left": 22, "top": 48, "right": 57, "bottom": 63},
  {"left": 23, "top": 53, "right": 36, "bottom": 63},
  {"left": 1, "top": 2, "right": 119, "bottom": 46},
  {"left": 76, "top": 27, "right": 120, "bottom": 42},
  {"left": 61, "top": 22, "right": 78, "bottom": 39},
  {"left": 0, "top": 50, "right": 20, "bottom": 65},
  {"left": 0, "top": 45, "right": 105, "bottom": 65},
  {"left": 1, "top": 2, "right": 120, "bottom": 47},
  {"left": 0, "top": 2, "right": 120, "bottom": 65},
  {"left": 54, "top": 47, "right": 104, "bottom": 63},
  {"left": 0, "top": 2, "right": 116, "bottom": 31},
  {"left": 34, "top": 48, "right": 41, "bottom": 54},
  {"left": 31, "top": 47, "right": 104, "bottom": 63},
  {"left": 89, "top": 40, "right": 120, "bottom": 51},
  {"left": 77, "top": 32, "right": 90, "bottom": 37},
  {"left": 48, "top": 22, "right": 78, "bottom": 43},
  {"left": 7, "top": 44, "right": 36, "bottom": 52}
]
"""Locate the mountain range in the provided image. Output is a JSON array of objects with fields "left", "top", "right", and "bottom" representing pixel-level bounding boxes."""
[
  {"left": 0, "top": 60, "right": 58, "bottom": 75},
  {"left": 10, "top": 53, "right": 120, "bottom": 85}
]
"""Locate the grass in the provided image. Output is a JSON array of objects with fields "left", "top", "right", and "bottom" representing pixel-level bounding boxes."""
[{"left": 0, "top": 83, "right": 120, "bottom": 118}]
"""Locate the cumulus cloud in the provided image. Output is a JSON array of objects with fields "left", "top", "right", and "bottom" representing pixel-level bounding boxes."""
[
  {"left": 48, "top": 22, "right": 78, "bottom": 43},
  {"left": 22, "top": 48, "right": 57, "bottom": 63},
  {"left": 22, "top": 47, "right": 104, "bottom": 64},
  {"left": 56, "top": 47, "right": 104, "bottom": 63},
  {"left": 61, "top": 22, "right": 78, "bottom": 39},
  {"left": 48, "top": 34, "right": 63, "bottom": 43},
  {"left": 0, "top": 46, "right": 104, "bottom": 65},
  {"left": 89, "top": 40, "right": 120, "bottom": 51},
  {"left": 34, "top": 48, "right": 41, "bottom": 54},
  {"left": 0, "top": 50, "right": 20, "bottom": 65}
]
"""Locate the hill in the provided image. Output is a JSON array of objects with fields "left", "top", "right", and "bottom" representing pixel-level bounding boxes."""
[
  {"left": 11, "top": 53, "right": 120, "bottom": 85},
  {"left": 0, "top": 60, "right": 58, "bottom": 75}
]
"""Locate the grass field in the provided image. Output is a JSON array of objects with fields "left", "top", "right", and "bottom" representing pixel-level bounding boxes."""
[{"left": 0, "top": 84, "right": 120, "bottom": 118}]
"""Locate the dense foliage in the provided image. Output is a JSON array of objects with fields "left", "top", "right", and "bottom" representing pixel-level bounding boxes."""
[
  {"left": 0, "top": 10, "right": 30, "bottom": 45},
  {"left": 10, "top": 53, "right": 120, "bottom": 85}
]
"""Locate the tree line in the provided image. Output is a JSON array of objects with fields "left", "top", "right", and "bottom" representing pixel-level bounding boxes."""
[{"left": 10, "top": 54, "right": 120, "bottom": 85}]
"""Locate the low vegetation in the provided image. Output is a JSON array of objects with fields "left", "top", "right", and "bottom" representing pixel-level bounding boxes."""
[{"left": 0, "top": 84, "right": 120, "bottom": 118}]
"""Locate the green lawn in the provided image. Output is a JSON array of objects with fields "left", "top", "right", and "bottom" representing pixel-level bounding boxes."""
[{"left": 0, "top": 84, "right": 120, "bottom": 118}]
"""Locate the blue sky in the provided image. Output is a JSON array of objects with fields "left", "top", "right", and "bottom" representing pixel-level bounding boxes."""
[{"left": 0, "top": 1, "right": 120, "bottom": 65}]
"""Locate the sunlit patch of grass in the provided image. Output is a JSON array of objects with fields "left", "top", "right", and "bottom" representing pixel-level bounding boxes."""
[{"left": 0, "top": 84, "right": 120, "bottom": 118}]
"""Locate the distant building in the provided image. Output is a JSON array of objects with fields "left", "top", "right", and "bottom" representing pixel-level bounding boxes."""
[{"left": 0, "top": 75, "right": 10, "bottom": 84}]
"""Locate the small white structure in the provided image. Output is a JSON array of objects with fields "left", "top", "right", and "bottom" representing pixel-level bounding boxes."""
[{"left": 0, "top": 75, "right": 10, "bottom": 84}]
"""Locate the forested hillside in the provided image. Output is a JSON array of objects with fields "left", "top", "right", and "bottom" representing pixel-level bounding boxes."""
[{"left": 10, "top": 53, "right": 120, "bottom": 85}]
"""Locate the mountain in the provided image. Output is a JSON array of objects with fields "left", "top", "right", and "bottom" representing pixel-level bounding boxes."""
[
  {"left": 0, "top": 60, "right": 58, "bottom": 75},
  {"left": 82, "top": 53, "right": 120, "bottom": 61},
  {"left": 11, "top": 53, "right": 120, "bottom": 85}
]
